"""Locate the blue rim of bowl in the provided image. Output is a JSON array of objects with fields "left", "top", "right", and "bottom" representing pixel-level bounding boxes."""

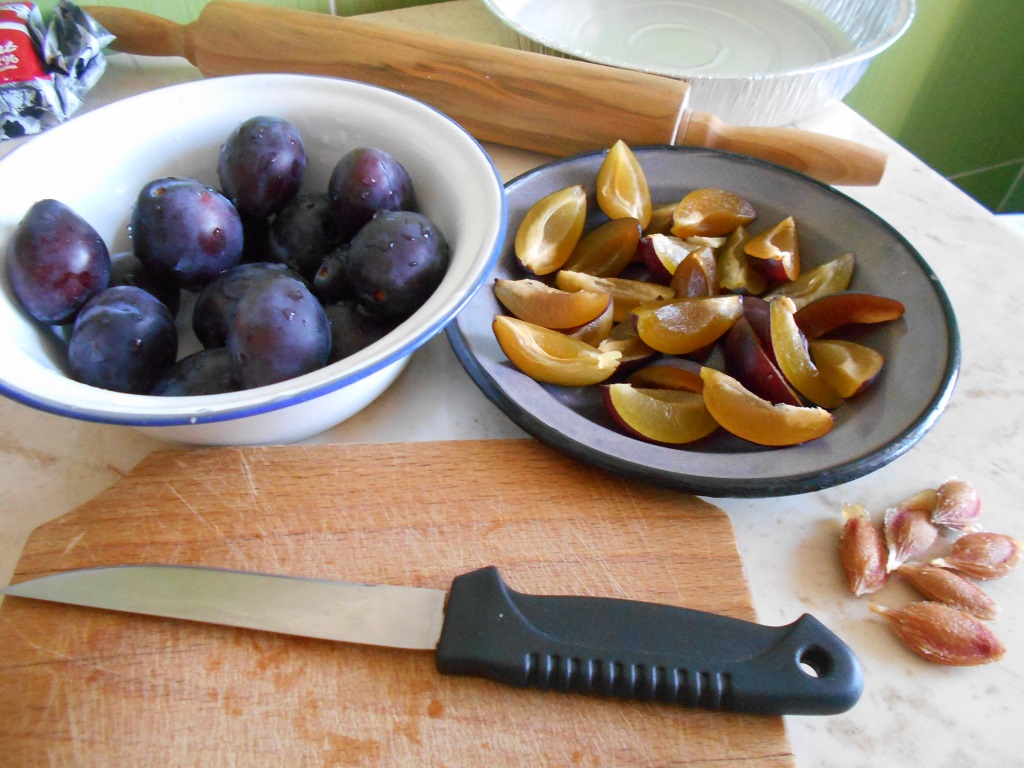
[
  {"left": 446, "top": 145, "right": 961, "bottom": 498},
  {"left": 0, "top": 75, "right": 508, "bottom": 428}
]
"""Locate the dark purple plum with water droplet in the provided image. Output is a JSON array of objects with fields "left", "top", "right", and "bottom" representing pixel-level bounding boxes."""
[
  {"left": 67, "top": 285, "right": 177, "bottom": 394},
  {"left": 226, "top": 271, "right": 330, "bottom": 389},
  {"left": 327, "top": 147, "right": 414, "bottom": 241},
  {"left": 218, "top": 116, "right": 306, "bottom": 218},
  {"left": 312, "top": 244, "right": 352, "bottom": 305},
  {"left": 346, "top": 210, "right": 449, "bottom": 322},
  {"left": 130, "top": 177, "right": 243, "bottom": 291},
  {"left": 324, "top": 300, "right": 394, "bottom": 363}
]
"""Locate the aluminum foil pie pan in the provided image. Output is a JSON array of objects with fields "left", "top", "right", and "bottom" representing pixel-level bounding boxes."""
[{"left": 481, "top": 0, "right": 915, "bottom": 126}]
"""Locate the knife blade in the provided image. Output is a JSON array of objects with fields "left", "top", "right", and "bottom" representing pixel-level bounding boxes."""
[
  {"left": 2, "top": 564, "right": 862, "bottom": 715},
  {"left": 82, "top": 2, "right": 886, "bottom": 186}
]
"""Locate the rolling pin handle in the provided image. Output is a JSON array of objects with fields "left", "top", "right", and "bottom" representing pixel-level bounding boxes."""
[
  {"left": 678, "top": 111, "right": 887, "bottom": 186},
  {"left": 85, "top": 6, "right": 189, "bottom": 59}
]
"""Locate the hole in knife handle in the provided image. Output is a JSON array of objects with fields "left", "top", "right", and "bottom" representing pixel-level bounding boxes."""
[
  {"left": 797, "top": 645, "right": 834, "bottom": 679},
  {"left": 523, "top": 653, "right": 732, "bottom": 709}
]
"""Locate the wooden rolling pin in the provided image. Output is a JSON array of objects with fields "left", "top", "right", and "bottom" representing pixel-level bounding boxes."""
[{"left": 84, "top": 1, "right": 886, "bottom": 185}]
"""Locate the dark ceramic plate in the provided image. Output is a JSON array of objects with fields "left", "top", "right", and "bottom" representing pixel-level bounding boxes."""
[{"left": 446, "top": 147, "right": 960, "bottom": 497}]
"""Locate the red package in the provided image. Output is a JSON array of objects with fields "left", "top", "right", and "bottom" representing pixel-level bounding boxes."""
[{"left": 1, "top": 2, "right": 112, "bottom": 139}]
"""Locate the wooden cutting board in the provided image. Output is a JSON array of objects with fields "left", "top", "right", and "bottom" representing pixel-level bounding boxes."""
[{"left": 0, "top": 439, "right": 793, "bottom": 767}]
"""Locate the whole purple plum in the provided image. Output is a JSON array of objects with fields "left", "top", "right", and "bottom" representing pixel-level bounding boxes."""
[
  {"left": 312, "top": 244, "right": 352, "bottom": 305},
  {"left": 6, "top": 199, "right": 110, "bottom": 325},
  {"left": 226, "top": 272, "right": 330, "bottom": 389},
  {"left": 324, "top": 300, "right": 394, "bottom": 363},
  {"left": 130, "top": 177, "right": 243, "bottom": 291},
  {"left": 327, "top": 147, "right": 414, "bottom": 241},
  {"left": 67, "top": 285, "right": 177, "bottom": 394},
  {"left": 218, "top": 116, "right": 306, "bottom": 218},
  {"left": 346, "top": 211, "right": 449, "bottom": 322}
]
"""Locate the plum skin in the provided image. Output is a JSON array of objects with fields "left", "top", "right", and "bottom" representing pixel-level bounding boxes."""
[
  {"left": 267, "top": 192, "right": 343, "bottom": 280},
  {"left": 327, "top": 147, "right": 415, "bottom": 241},
  {"left": 346, "top": 210, "right": 449, "bottom": 322},
  {"left": 218, "top": 116, "right": 307, "bottom": 218},
  {"left": 151, "top": 348, "right": 241, "bottom": 396},
  {"left": 192, "top": 262, "right": 298, "bottom": 349},
  {"left": 67, "top": 285, "right": 178, "bottom": 394},
  {"left": 109, "top": 251, "right": 180, "bottom": 317},
  {"left": 324, "top": 301, "right": 394, "bottom": 363},
  {"left": 722, "top": 315, "right": 802, "bottom": 407},
  {"left": 226, "top": 272, "right": 331, "bottom": 389},
  {"left": 312, "top": 245, "right": 352, "bottom": 305},
  {"left": 130, "top": 177, "right": 244, "bottom": 291},
  {"left": 6, "top": 199, "right": 110, "bottom": 325}
]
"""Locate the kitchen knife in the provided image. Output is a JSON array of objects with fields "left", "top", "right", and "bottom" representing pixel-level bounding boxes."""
[
  {"left": 2, "top": 564, "right": 862, "bottom": 715},
  {"left": 82, "top": 2, "right": 886, "bottom": 186}
]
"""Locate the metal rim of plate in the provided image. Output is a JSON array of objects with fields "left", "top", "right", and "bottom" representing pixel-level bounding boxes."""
[{"left": 445, "top": 145, "right": 960, "bottom": 498}]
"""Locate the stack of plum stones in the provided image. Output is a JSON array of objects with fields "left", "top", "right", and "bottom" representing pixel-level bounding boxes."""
[{"left": 4, "top": 116, "right": 451, "bottom": 397}]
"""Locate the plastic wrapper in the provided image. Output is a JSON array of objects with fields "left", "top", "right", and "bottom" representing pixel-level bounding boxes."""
[{"left": 1, "top": 1, "right": 113, "bottom": 140}]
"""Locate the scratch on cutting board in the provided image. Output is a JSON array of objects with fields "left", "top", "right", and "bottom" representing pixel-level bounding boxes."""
[
  {"left": 201, "top": 449, "right": 263, "bottom": 510},
  {"left": 231, "top": 449, "right": 286, "bottom": 540},
  {"left": 569, "top": 524, "right": 626, "bottom": 596},
  {"left": 235, "top": 447, "right": 259, "bottom": 499},
  {"left": 19, "top": 671, "right": 77, "bottom": 748},
  {"left": 172, "top": 448, "right": 267, "bottom": 523},
  {"left": 1, "top": 613, "right": 124, "bottom": 685},
  {"left": 34, "top": 668, "right": 64, "bottom": 740},
  {"left": 62, "top": 677, "right": 88, "bottom": 747},
  {"left": 164, "top": 482, "right": 242, "bottom": 558},
  {"left": 584, "top": 472, "right": 710, "bottom": 601},
  {"left": 1, "top": 615, "right": 74, "bottom": 663},
  {"left": 254, "top": 516, "right": 284, "bottom": 572},
  {"left": 60, "top": 531, "right": 86, "bottom": 557}
]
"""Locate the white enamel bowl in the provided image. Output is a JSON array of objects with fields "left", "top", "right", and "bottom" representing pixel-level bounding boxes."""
[{"left": 0, "top": 74, "right": 507, "bottom": 445}]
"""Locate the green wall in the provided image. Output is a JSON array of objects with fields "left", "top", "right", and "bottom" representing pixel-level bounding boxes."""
[{"left": 844, "top": 0, "right": 1024, "bottom": 212}]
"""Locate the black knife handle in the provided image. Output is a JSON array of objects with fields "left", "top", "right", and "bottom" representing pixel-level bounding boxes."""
[{"left": 434, "top": 567, "right": 862, "bottom": 715}]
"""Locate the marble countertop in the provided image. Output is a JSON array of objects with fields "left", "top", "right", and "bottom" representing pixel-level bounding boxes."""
[{"left": 2, "top": 3, "right": 1022, "bottom": 766}]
